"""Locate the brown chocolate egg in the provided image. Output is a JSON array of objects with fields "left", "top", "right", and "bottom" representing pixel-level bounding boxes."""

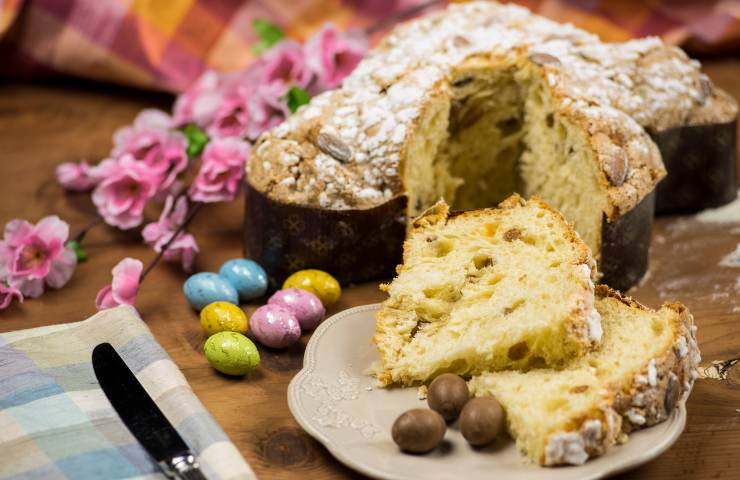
[
  {"left": 427, "top": 373, "right": 470, "bottom": 421},
  {"left": 391, "top": 408, "right": 447, "bottom": 453},
  {"left": 460, "top": 396, "right": 504, "bottom": 446}
]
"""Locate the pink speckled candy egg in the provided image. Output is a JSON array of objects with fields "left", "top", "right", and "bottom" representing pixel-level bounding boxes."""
[
  {"left": 268, "top": 288, "right": 326, "bottom": 331},
  {"left": 249, "top": 304, "right": 301, "bottom": 348}
]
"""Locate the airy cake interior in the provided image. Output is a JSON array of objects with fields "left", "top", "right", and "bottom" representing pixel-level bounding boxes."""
[
  {"left": 469, "top": 289, "right": 683, "bottom": 465},
  {"left": 404, "top": 57, "right": 608, "bottom": 254},
  {"left": 373, "top": 196, "right": 599, "bottom": 386}
]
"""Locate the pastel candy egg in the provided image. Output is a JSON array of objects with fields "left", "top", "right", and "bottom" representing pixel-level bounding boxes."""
[
  {"left": 200, "top": 301, "right": 248, "bottom": 337},
  {"left": 219, "top": 259, "right": 268, "bottom": 301},
  {"left": 204, "top": 331, "right": 260, "bottom": 376},
  {"left": 184, "top": 272, "right": 239, "bottom": 311},
  {"left": 268, "top": 288, "right": 326, "bottom": 331},
  {"left": 250, "top": 304, "right": 301, "bottom": 348},
  {"left": 282, "top": 269, "right": 341, "bottom": 306}
]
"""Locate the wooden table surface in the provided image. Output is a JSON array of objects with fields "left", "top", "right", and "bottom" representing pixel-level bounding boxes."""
[{"left": 2, "top": 58, "right": 739, "bottom": 480}]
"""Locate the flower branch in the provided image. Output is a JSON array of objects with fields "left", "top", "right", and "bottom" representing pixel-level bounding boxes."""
[
  {"left": 140, "top": 201, "right": 203, "bottom": 282},
  {"left": 4, "top": 4, "right": 436, "bottom": 312}
]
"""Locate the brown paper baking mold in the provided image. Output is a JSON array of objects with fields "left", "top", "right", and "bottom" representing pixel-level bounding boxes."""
[
  {"left": 651, "top": 119, "right": 737, "bottom": 214},
  {"left": 244, "top": 183, "right": 407, "bottom": 289}
]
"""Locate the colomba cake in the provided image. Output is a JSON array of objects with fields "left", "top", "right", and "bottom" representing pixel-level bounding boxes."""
[{"left": 246, "top": 1, "right": 736, "bottom": 290}]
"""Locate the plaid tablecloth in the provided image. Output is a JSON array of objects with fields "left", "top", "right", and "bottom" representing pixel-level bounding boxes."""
[
  {"left": 0, "top": 305, "right": 255, "bottom": 480},
  {"left": 0, "top": 0, "right": 738, "bottom": 93}
]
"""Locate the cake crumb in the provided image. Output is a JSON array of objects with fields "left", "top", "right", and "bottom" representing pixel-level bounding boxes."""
[{"left": 417, "top": 385, "right": 428, "bottom": 400}]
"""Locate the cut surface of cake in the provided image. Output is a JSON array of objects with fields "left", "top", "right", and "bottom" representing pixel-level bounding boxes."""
[
  {"left": 373, "top": 195, "right": 601, "bottom": 386},
  {"left": 468, "top": 286, "right": 700, "bottom": 466}
]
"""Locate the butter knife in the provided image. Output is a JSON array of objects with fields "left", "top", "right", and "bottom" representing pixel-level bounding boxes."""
[{"left": 92, "top": 342, "right": 206, "bottom": 480}]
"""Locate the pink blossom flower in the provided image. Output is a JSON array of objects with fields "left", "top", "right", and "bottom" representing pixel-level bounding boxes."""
[
  {"left": 0, "top": 216, "right": 77, "bottom": 298},
  {"left": 142, "top": 196, "right": 199, "bottom": 272},
  {"left": 112, "top": 110, "right": 189, "bottom": 192},
  {"left": 0, "top": 282, "right": 23, "bottom": 309},
  {"left": 208, "top": 92, "right": 250, "bottom": 139},
  {"left": 305, "top": 24, "right": 367, "bottom": 90},
  {"left": 55, "top": 161, "right": 98, "bottom": 192},
  {"left": 96, "top": 258, "right": 143, "bottom": 310},
  {"left": 261, "top": 40, "right": 314, "bottom": 91},
  {"left": 246, "top": 83, "right": 290, "bottom": 139},
  {"left": 189, "top": 137, "right": 250, "bottom": 203},
  {"left": 173, "top": 72, "right": 224, "bottom": 128},
  {"left": 92, "top": 155, "right": 160, "bottom": 229},
  {"left": 115, "top": 109, "right": 171, "bottom": 139}
]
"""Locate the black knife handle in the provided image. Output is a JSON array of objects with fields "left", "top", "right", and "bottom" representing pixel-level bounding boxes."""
[
  {"left": 175, "top": 467, "right": 207, "bottom": 480},
  {"left": 160, "top": 452, "right": 207, "bottom": 480}
]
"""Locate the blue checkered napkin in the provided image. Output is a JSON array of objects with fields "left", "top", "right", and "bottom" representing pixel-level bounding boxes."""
[{"left": 0, "top": 305, "right": 256, "bottom": 480}]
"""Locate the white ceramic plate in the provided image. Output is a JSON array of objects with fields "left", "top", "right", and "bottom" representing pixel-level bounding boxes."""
[{"left": 288, "top": 304, "right": 687, "bottom": 480}]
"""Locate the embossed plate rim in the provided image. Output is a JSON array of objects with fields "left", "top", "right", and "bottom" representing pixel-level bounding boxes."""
[{"left": 288, "top": 304, "right": 688, "bottom": 480}]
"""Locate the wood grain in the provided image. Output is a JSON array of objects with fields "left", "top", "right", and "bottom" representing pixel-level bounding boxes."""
[{"left": 1, "top": 59, "right": 739, "bottom": 479}]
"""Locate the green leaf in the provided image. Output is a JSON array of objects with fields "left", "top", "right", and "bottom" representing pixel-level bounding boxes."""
[
  {"left": 66, "top": 240, "right": 88, "bottom": 263},
  {"left": 252, "top": 19, "right": 285, "bottom": 54},
  {"left": 286, "top": 86, "right": 310, "bottom": 113},
  {"left": 179, "top": 124, "right": 209, "bottom": 159}
]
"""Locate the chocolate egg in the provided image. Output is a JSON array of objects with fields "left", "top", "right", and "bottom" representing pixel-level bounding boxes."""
[
  {"left": 249, "top": 304, "right": 301, "bottom": 348},
  {"left": 459, "top": 397, "right": 504, "bottom": 446},
  {"left": 268, "top": 288, "right": 326, "bottom": 331},
  {"left": 391, "top": 408, "right": 446, "bottom": 453},
  {"left": 427, "top": 373, "right": 469, "bottom": 421},
  {"left": 282, "top": 269, "right": 341, "bottom": 306}
]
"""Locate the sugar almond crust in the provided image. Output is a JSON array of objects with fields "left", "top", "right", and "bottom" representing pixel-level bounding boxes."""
[
  {"left": 373, "top": 194, "right": 599, "bottom": 386},
  {"left": 247, "top": 1, "right": 736, "bottom": 221}
]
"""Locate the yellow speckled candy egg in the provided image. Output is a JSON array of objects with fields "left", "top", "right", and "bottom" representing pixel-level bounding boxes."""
[
  {"left": 200, "top": 302, "right": 248, "bottom": 337},
  {"left": 204, "top": 332, "right": 260, "bottom": 376},
  {"left": 282, "top": 269, "right": 341, "bottom": 306}
]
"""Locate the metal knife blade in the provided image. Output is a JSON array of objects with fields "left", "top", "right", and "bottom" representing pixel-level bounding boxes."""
[{"left": 92, "top": 342, "right": 206, "bottom": 480}]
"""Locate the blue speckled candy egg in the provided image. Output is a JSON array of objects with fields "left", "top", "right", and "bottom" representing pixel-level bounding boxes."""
[
  {"left": 184, "top": 272, "right": 239, "bottom": 310},
  {"left": 218, "top": 259, "right": 268, "bottom": 301}
]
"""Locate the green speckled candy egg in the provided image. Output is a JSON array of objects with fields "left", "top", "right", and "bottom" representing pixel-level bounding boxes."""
[
  {"left": 282, "top": 269, "right": 341, "bottom": 306},
  {"left": 204, "top": 332, "right": 260, "bottom": 376}
]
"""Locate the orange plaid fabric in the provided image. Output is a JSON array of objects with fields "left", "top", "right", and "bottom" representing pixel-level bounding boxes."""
[{"left": 0, "top": 0, "right": 738, "bottom": 93}]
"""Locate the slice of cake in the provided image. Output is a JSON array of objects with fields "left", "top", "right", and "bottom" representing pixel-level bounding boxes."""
[
  {"left": 469, "top": 286, "right": 700, "bottom": 466},
  {"left": 373, "top": 195, "right": 601, "bottom": 386}
]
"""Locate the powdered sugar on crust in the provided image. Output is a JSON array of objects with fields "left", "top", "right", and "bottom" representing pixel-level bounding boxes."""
[
  {"left": 587, "top": 308, "right": 603, "bottom": 344},
  {"left": 647, "top": 359, "right": 658, "bottom": 386},
  {"left": 545, "top": 431, "right": 588, "bottom": 466},
  {"left": 248, "top": 1, "right": 733, "bottom": 212},
  {"left": 545, "top": 419, "right": 604, "bottom": 466},
  {"left": 617, "top": 304, "right": 701, "bottom": 432},
  {"left": 580, "top": 263, "right": 603, "bottom": 344}
]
